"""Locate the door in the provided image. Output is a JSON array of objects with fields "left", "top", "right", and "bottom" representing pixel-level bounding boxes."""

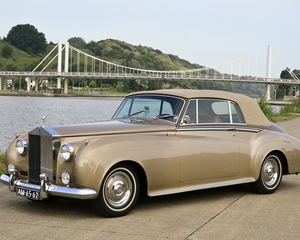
[{"left": 178, "top": 98, "right": 241, "bottom": 182}]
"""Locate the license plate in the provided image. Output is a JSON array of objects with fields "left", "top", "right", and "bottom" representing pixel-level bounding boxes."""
[{"left": 17, "top": 187, "right": 39, "bottom": 200}]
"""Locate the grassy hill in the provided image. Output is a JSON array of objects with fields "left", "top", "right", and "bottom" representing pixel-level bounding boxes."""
[
  {"left": 0, "top": 39, "right": 57, "bottom": 71},
  {"left": 81, "top": 39, "right": 202, "bottom": 71}
]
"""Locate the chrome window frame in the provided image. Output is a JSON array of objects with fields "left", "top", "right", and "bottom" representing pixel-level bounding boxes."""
[
  {"left": 181, "top": 98, "right": 246, "bottom": 126},
  {"left": 112, "top": 94, "right": 186, "bottom": 125}
]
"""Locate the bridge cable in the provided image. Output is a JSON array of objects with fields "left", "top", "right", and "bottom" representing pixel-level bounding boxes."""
[
  {"left": 272, "top": 49, "right": 299, "bottom": 82},
  {"left": 31, "top": 44, "right": 58, "bottom": 73}
]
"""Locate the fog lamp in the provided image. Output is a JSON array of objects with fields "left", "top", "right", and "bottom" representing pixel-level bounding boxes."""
[
  {"left": 61, "top": 171, "right": 70, "bottom": 186},
  {"left": 15, "top": 139, "right": 27, "bottom": 155}
]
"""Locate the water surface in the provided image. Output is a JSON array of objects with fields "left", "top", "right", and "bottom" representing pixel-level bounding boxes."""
[{"left": 0, "top": 96, "right": 123, "bottom": 152}]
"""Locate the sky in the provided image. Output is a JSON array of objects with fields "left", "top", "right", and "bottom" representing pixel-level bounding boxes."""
[{"left": 1, "top": 0, "right": 299, "bottom": 78}]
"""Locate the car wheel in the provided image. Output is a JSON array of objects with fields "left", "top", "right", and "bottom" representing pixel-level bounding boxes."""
[
  {"left": 91, "top": 164, "right": 140, "bottom": 218},
  {"left": 251, "top": 154, "right": 282, "bottom": 194}
]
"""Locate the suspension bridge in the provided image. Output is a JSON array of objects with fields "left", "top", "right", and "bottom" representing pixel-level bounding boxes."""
[{"left": 0, "top": 40, "right": 298, "bottom": 99}]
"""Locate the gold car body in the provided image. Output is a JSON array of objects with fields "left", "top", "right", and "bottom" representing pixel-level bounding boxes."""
[{"left": 1, "top": 89, "right": 300, "bottom": 216}]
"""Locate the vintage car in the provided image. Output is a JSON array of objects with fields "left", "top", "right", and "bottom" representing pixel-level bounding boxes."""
[{"left": 1, "top": 89, "right": 300, "bottom": 217}]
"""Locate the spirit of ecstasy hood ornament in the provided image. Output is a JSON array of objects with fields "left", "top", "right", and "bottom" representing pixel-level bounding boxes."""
[{"left": 41, "top": 116, "right": 46, "bottom": 127}]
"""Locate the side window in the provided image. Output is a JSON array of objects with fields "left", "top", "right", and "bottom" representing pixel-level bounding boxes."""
[
  {"left": 230, "top": 102, "right": 245, "bottom": 124},
  {"left": 184, "top": 100, "right": 196, "bottom": 124},
  {"left": 198, "top": 99, "right": 229, "bottom": 123},
  {"left": 182, "top": 99, "right": 245, "bottom": 125}
]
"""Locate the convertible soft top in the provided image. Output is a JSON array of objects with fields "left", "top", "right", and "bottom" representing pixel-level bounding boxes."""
[{"left": 127, "top": 89, "right": 271, "bottom": 127}]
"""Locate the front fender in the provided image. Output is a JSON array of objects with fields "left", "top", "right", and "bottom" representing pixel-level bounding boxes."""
[{"left": 73, "top": 132, "right": 179, "bottom": 197}]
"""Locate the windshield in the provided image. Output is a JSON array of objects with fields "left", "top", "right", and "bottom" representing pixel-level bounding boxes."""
[{"left": 113, "top": 95, "right": 184, "bottom": 123}]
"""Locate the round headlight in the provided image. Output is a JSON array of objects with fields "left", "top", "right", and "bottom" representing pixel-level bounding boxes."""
[
  {"left": 15, "top": 139, "right": 27, "bottom": 155},
  {"left": 60, "top": 143, "right": 74, "bottom": 162}
]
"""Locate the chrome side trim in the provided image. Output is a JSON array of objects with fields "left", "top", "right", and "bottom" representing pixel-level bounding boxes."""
[
  {"left": 178, "top": 127, "right": 232, "bottom": 131},
  {"left": 236, "top": 128, "right": 260, "bottom": 133},
  {"left": 150, "top": 179, "right": 255, "bottom": 197},
  {"left": 177, "top": 127, "right": 260, "bottom": 133}
]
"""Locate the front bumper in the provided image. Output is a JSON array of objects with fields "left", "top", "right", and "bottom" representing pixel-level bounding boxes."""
[{"left": 0, "top": 168, "right": 97, "bottom": 200}]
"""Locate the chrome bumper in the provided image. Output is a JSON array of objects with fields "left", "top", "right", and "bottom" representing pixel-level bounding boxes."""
[{"left": 0, "top": 168, "right": 97, "bottom": 200}]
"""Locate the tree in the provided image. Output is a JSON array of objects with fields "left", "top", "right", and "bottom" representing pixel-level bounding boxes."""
[
  {"left": 90, "top": 80, "right": 98, "bottom": 88},
  {"left": 68, "top": 37, "right": 87, "bottom": 49},
  {"left": 2, "top": 44, "right": 13, "bottom": 58},
  {"left": 280, "top": 68, "right": 292, "bottom": 79},
  {"left": 135, "top": 79, "right": 148, "bottom": 91},
  {"left": 279, "top": 68, "right": 300, "bottom": 95},
  {"left": 116, "top": 82, "right": 124, "bottom": 92},
  {"left": 276, "top": 88, "right": 284, "bottom": 99},
  {"left": 5, "top": 63, "right": 18, "bottom": 71},
  {"left": 5, "top": 24, "right": 47, "bottom": 54}
]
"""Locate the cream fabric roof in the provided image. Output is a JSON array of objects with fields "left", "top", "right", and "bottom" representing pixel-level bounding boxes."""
[{"left": 128, "top": 89, "right": 271, "bottom": 127}]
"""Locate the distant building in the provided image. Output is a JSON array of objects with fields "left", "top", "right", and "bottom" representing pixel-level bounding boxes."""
[{"left": 5, "top": 76, "right": 18, "bottom": 87}]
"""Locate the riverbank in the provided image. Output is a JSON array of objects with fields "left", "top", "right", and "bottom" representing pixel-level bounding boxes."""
[
  {"left": 268, "top": 100, "right": 292, "bottom": 105},
  {"left": 0, "top": 90, "right": 125, "bottom": 98},
  {"left": 269, "top": 113, "right": 300, "bottom": 122}
]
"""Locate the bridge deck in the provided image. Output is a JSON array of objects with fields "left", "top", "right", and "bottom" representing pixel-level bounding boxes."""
[{"left": 0, "top": 71, "right": 299, "bottom": 85}]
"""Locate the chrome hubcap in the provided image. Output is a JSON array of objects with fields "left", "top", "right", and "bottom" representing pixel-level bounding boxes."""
[
  {"left": 262, "top": 158, "right": 279, "bottom": 187},
  {"left": 104, "top": 170, "right": 133, "bottom": 209}
]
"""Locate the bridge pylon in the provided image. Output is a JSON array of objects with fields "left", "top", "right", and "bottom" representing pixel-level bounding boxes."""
[
  {"left": 57, "top": 40, "right": 62, "bottom": 89},
  {"left": 265, "top": 45, "right": 272, "bottom": 100},
  {"left": 64, "top": 42, "right": 69, "bottom": 94}
]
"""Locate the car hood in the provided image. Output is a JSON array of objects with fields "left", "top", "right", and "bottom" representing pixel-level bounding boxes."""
[{"left": 49, "top": 118, "right": 175, "bottom": 138}]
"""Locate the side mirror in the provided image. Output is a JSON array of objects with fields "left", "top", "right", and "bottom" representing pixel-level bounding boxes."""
[{"left": 183, "top": 115, "right": 190, "bottom": 124}]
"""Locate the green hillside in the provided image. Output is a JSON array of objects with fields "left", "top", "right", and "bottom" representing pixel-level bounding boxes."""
[
  {"left": 80, "top": 38, "right": 202, "bottom": 71},
  {"left": 0, "top": 39, "right": 56, "bottom": 71}
]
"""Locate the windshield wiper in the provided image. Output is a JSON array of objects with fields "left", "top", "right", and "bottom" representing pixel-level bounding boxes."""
[
  {"left": 154, "top": 114, "right": 176, "bottom": 120},
  {"left": 123, "top": 106, "right": 149, "bottom": 118}
]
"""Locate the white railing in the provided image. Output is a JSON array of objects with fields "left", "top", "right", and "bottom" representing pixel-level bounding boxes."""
[{"left": 1, "top": 71, "right": 299, "bottom": 85}]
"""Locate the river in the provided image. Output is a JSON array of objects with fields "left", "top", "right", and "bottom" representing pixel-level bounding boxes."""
[{"left": 0, "top": 96, "right": 123, "bottom": 152}]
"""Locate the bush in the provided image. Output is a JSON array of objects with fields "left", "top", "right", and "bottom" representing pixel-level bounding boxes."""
[
  {"left": 258, "top": 97, "right": 274, "bottom": 117},
  {"left": 281, "top": 99, "right": 300, "bottom": 114},
  {"left": 0, "top": 151, "right": 6, "bottom": 175},
  {"left": 2, "top": 44, "right": 13, "bottom": 58}
]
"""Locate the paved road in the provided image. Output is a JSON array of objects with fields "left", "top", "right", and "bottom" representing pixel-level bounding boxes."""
[{"left": 1, "top": 119, "right": 300, "bottom": 240}]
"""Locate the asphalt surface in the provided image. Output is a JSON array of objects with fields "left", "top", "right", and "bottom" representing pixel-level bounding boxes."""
[{"left": 1, "top": 119, "right": 300, "bottom": 240}]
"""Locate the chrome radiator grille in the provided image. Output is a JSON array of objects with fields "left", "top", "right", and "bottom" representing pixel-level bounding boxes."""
[
  {"left": 28, "top": 134, "right": 41, "bottom": 184},
  {"left": 28, "top": 127, "right": 60, "bottom": 184}
]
